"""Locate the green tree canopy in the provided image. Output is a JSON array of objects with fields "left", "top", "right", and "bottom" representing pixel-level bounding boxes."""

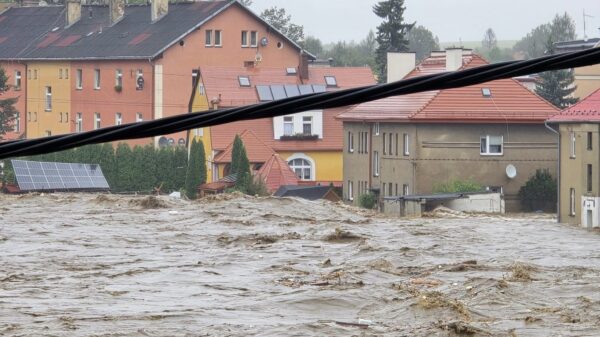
[
  {"left": 230, "top": 135, "right": 251, "bottom": 193},
  {"left": 0, "top": 66, "right": 18, "bottom": 140},
  {"left": 535, "top": 37, "right": 579, "bottom": 108},
  {"left": 260, "top": 6, "right": 304, "bottom": 43},
  {"left": 407, "top": 25, "right": 440, "bottom": 61},
  {"left": 373, "top": 0, "right": 415, "bottom": 82},
  {"left": 513, "top": 13, "right": 576, "bottom": 59}
]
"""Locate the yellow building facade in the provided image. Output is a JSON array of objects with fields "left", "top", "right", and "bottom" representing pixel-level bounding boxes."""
[
  {"left": 574, "top": 64, "right": 600, "bottom": 100},
  {"left": 26, "top": 62, "right": 72, "bottom": 138}
]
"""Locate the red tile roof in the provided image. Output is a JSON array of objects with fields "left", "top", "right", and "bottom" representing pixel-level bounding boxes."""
[
  {"left": 338, "top": 52, "right": 559, "bottom": 123},
  {"left": 548, "top": 88, "right": 600, "bottom": 122},
  {"left": 203, "top": 66, "right": 376, "bottom": 152},
  {"left": 213, "top": 129, "right": 275, "bottom": 164},
  {"left": 256, "top": 154, "right": 299, "bottom": 193}
]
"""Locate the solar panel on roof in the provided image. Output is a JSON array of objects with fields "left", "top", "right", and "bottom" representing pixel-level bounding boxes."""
[
  {"left": 270, "top": 85, "right": 287, "bottom": 100},
  {"left": 312, "top": 85, "right": 327, "bottom": 93},
  {"left": 298, "top": 85, "right": 314, "bottom": 95},
  {"left": 284, "top": 85, "right": 300, "bottom": 97},
  {"left": 11, "top": 159, "right": 110, "bottom": 192},
  {"left": 256, "top": 85, "right": 273, "bottom": 101}
]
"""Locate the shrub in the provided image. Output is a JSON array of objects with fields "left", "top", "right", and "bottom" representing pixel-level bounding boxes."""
[
  {"left": 358, "top": 193, "right": 377, "bottom": 209},
  {"left": 433, "top": 179, "right": 482, "bottom": 193},
  {"left": 518, "top": 169, "right": 557, "bottom": 212},
  {"left": 245, "top": 176, "right": 270, "bottom": 197}
]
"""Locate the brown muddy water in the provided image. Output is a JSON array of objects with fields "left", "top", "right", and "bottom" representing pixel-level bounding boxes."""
[{"left": 1, "top": 193, "right": 600, "bottom": 336}]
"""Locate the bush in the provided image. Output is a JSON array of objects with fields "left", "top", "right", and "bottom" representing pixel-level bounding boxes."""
[
  {"left": 245, "top": 176, "right": 270, "bottom": 197},
  {"left": 358, "top": 193, "right": 377, "bottom": 209},
  {"left": 518, "top": 169, "right": 557, "bottom": 212},
  {"left": 433, "top": 179, "right": 482, "bottom": 193}
]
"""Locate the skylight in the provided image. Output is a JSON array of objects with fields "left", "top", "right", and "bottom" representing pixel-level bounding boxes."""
[
  {"left": 482, "top": 88, "right": 492, "bottom": 97},
  {"left": 239, "top": 76, "right": 251, "bottom": 87},
  {"left": 286, "top": 67, "right": 297, "bottom": 75},
  {"left": 325, "top": 76, "right": 337, "bottom": 87}
]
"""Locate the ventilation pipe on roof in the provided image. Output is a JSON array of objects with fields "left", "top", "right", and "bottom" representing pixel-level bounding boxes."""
[
  {"left": 109, "top": 0, "right": 125, "bottom": 26},
  {"left": 387, "top": 52, "right": 416, "bottom": 83},
  {"left": 65, "top": 0, "right": 81, "bottom": 27},
  {"left": 151, "top": 0, "right": 168, "bottom": 22},
  {"left": 446, "top": 48, "right": 464, "bottom": 72}
]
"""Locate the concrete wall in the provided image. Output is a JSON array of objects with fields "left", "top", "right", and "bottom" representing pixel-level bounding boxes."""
[
  {"left": 428, "top": 193, "right": 505, "bottom": 213},
  {"left": 0, "top": 61, "right": 26, "bottom": 140}
]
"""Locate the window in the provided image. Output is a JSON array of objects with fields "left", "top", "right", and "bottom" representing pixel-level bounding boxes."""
[
  {"left": 214, "top": 30, "right": 222, "bottom": 46},
  {"left": 283, "top": 116, "right": 293, "bottom": 136},
  {"left": 480, "top": 135, "right": 503, "bottom": 155},
  {"left": 302, "top": 116, "right": 312, "bottom": 135},
  {"left": 570, "top": 132, "right": 576, "bottom": 158},
  {"left": 59, "top": 112, "right": 63, "bottom": 123},
  {"left": 28, "top": 111, "right": 31, "bottom": 122},
  {"left": 374, "top": 122, "right": 380, "bottom": 136},
  {"left": 570, "top": 188, "right": 576, "bottom": 216},
  {"left": 358, "top": 132, "right": 363, "bottom": 153},
  {"left": 205, "top": 30, "right": 212, "bottom": 46},
  {"left": 389, "top": 182, "right": 393, "bottom": 196},
  {"left": 289, "top": 158, "right": 312, "bottom": 181},
  {"left": 192, "top": 69, "right": 199, "bottom": 87},
  {"left": 250, "top": 31, "right": 258, "bottom": 47},
  {"left": 94, "top": 69, "right": 101, "bottom": 89},
  {"left": 403, "top": 184, "right": 409, "bottom": 196},
  {"left": 28, "top": 70, "right": 32, "bottom": 80},
  {"left": 115, "top": 112, "right": 122, "bottom": 126},
  {"left": 199, "top": 83, "right": 205, "bottom": 95},
  {"left": 395, "top": 184, "right": 398, "bottom": 196},
  {"left": 136, "top": 69, "right": 144, "bottom": 90},
  {"left": 588, "top": 164, "right": 593, "bottom": 192},
  {"left": 45, "top": 130, "right": 51, "bottom": 137},
  {"left": 348, "top": 180, "right": 354, "bottom": 201},
  {"left": 34, "top": 69, "right": 38, "bottom": 79},
  {"left": 348, "top": 132, "right": 354, "bottom": 153},
  {"left": 388, "top": 133, "right": 393, "bottom": 155},
  {"left": 136, "top": 113, "right": 143, "bottom": 123},
  {"left": 45, "top": 86, "right": 52, "bottom": 111},
  {"left": 587, "top": 132, "right": 592, "bottom": 151},
  {"left": 94, "top": 112, "right": 101, "bottom": 130},
  {"left": 59, "top": 68, "right": 63, "bottom": 79},
  {"left": 363, "top": 131, "right": 369, "bottom": 153},
  {"left": 33, "top": 112, "right": 37, "bottom": 122},
  {"left": 482, "top": 88, "right": 492, "bottom": 97},
  {"left": 383, "top": 132, "right": 387, "bottom": 154},
  {"left": 373, "top": 151, "right": 380, "bottom": 176},
  {"left": 403, "top": 133, "right": 410, "bottom": 156},
  {"left": 14, "top": 70, "right": 21, "bottom": 90},
  {"left": 324, "top": 76, "right": 337, "bottom": 87},
  {"left": 14, "top": 112, "right": 19, "bottom": 132},
  {"left": 286, "top": 67, "right": 297, "bottom": 75},
  {"left": 116, "top": 69, "right": 123, "bottom": 87},
  {"left": 382, "top": 183, "right": 386, "bottom": 196},
  {"left": 76, "top": 69, "right": 83, "bottom": 89},
  {"left": 238, "top": 76, "right": 251, "bottom": 87},
  {"left": 395, "top": 133, "right": 399, "bottom": 156},
  {"left": 65, "top": 68, "right": 69, "bottom": 79},
  {"left": 76, "top": 113, "right": 83, "bottom": 132},
  {"left": 241, "top": 31, "right": 248, "bottom": 47}
]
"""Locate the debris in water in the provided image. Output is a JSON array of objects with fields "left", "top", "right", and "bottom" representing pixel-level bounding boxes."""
[
  {"left": 129, "top": 196, "right": 168, "bottom": 209},
  {"left": 324, "top": 227, "right": 363, "bottom": 243}
]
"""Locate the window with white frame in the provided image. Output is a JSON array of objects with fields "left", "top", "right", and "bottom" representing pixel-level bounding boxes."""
[
  {"left": 214, "top": 30, "right": 222, "bottom": 46},
  {"left": 403, "top": 133, "right": 410, "bottom": 155},
  {"left": 115, "top": 69, "right": 123, "bottom": 87},
  {"left": 348, "top": 131, "right": 354, "bottom": 153},
  {"left": 289, "top": 158, "right": 312, "bottom": 181},
  {"left": 241, "top": 31, "right": 248, "bottom": 47},
  {"left": 76, "top": 112, "right": 83, "bottom": 132},
  {"left": 373, "top": 151, "right": 380, "bottom": 176},
  {"left": 94, "top": 112, "right": 101, "bottom": 130},
  {"left": 383, "top": 132, "right": 387, "bottom": 154},
  {"left": 14, "top": 70, "right": 21, "bottom": 90},
  {"left": 94, "top": 69, "right": 101, "bottom": 89},
  {"left": 205, "top": 30, "right": 213, "bottom": 46},
  {"left": 374, "top": 122, "right": 380, "bottom": 136},
  {"left": 283, "top": 116, "right": 294, "bottom": 136},
  {"left": 403, "top": 184, "right": 409, "bottom": 196},
  {"left": 45, "top": 86, "right": 52, "bottom": 111},
  {"left": 76, "top": 69, "right": 83, "bottom": 89},
  {"left": 302, "top": 116, "right": 312, "bottom": 135},
  {"left": 570, "top": 131, "right": 576, "bottom": 158},
  {"left": 136, "top": 113, "right": 143, "bottom": 123},
  {"left": 250, "top": 31, "right": 258, "bottom": 47},
  {"left": 14, "top": 112, "right": 19, "bottom": 132},
  {"left": 570, "top": 188, "right": 576, "bottom": 216},
  {"left": 388, "top": 133, "right": 393, "bottom": 154},
  {"left": 59, "top": 68, "right": 63, "bottom": 79},
  {"left": 115, "top": 112, "right": 122, "bottom": 126},
  {"left": 65, "top": 68, "right": 69, "bottom": 79},
  {"left": 348, "top": 180, "right": 354, "bottom": 201},
  {"left": 480, "top": 135, "right": 503, "bottom": 155}
]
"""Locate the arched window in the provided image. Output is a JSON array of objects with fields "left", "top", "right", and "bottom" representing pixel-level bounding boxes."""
[{"left": 288, "top": 158, "right": 312, "bottom": 181}]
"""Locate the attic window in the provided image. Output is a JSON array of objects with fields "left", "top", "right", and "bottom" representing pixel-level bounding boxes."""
[
  {"left": 325, "top": 76, "right": 337, "bottom": 87},
  {"left": 286, "top": 67, "right": 297, "bottom": 75},
  {"left": 482, "top": 88, "right": 492, "bottom": 97},
  {"left": 239, "top": 76, "right": 251, "bottom": 87}
]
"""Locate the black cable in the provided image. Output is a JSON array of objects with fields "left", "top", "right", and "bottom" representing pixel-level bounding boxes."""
[{"left": 1, "top": 48, "right": 599, "bottom": 160}]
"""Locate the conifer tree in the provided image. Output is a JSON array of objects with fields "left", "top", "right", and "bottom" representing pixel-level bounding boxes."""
[
  {"left": 197, "top": 139, "right": 207, "bottom": 186},
  {"left": 184, "top": 139, "right": 200, "bottom": 199},
  {"left": 230, "top": 135, "right": 243, "bottom": 176},
  {"left": 0, "top": 66, "right": 18, "bottom": 140},
  {"left": 373, "top": 0, "right": 414, "bottom": 83},
  {"left": 535, "top": 37, "right": 579, "bottom": 108},
  {"left": 234, "top": 141, "right": 251, "bottom": 193}
]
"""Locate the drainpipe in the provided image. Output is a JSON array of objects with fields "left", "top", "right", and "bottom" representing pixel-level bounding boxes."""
[{"left": 545, "top": 120, "right": 560, "bottom": 222}]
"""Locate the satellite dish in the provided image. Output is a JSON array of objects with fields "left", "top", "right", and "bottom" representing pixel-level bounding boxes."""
[
  {"left": 506, "top": 164, "right": 517, "bottom": 179},
  {"left": 260, "top": 37, "right": 269, "bottom": 47}
]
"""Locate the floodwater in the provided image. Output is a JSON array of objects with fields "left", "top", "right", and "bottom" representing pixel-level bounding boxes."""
[{"left": 1, "top": 193, "right": 600, "bottom": 337}]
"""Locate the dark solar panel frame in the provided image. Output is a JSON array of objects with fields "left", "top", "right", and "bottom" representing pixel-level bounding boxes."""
[
  {"left": 298, "top": 85, "right": 314, "bottom": 95},
  {"left": 256, "top": 85, "right": 273, "bottom": 101},
  {"left": 284, "top": 85, "right": 301, "bottom": 97},
  {"left": 270, "top": 85, "right": 287, "bottom": 101},
  {"left": 11, "top": 160, "right": 110, "bottom": 192}
]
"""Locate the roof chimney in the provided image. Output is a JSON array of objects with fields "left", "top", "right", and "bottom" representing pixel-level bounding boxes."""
[
  {"left": 299, "top": 53, "right": 309, "bottom": 80},
  {"left": 109, "top": 0, "right": 125, "bottom": 26},
  {"left": 65, "top": 0, "right": 81, "bottom": 27},
  {"left": 446, "top": 48, "right": 463, "bottom": 72},
  {"left": 151, "top": 0, "right": 168, "bottom": 22},
  {"left": 387, "top": 52, "right": 416, "bottom": 83}
]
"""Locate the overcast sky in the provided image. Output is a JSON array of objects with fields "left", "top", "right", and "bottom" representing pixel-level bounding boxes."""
[{"left": 250, "top": 0, "right": 600, "bottom": 44}]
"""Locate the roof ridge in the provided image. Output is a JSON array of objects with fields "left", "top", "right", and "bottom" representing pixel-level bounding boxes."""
[
  {"left": 563, "top": 87, "right": 600, "bottom": 113},
  {"left": 409, "top": 90, "right": 442, "bottom": 118}
]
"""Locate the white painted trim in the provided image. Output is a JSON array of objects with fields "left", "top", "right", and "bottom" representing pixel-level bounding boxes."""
[
  {"left": 273, "top": 110, "right": 323, "bottom": 140},
  {"left": 153, "top": 64, "right": 163, "bottom": 147},
  {"left": 286, "top": 153, "right": 316, "bottom": 181}
]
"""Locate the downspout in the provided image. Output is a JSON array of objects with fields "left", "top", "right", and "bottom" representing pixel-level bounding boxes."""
[{"left": 545, "top": 120, "right": 560, "bottom": 222}]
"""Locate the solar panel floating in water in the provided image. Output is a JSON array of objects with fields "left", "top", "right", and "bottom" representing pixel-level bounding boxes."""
[{"left": 11, "top": 160, "right": 110, "bottom": 192}]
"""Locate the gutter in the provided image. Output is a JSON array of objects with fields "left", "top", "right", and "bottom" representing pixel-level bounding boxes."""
[{"left": 545, "top": 120, "right": 560, "bottom": 222}]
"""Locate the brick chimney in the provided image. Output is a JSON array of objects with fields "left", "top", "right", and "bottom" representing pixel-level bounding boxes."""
[
  {"left": 387, "top": 52, "right": 416, "bottom": 83},
  {"left": 151, "top": 0, "right": 168, "bottom": 22},
  {"left": 109, "top": 0, "right": 125, "bottom": 26},
  {"left": 299, "top": 53, "right": 309, "bottom": 80},
  {"left": 65, "top": 0, "right": 81, "bottom": 27},
  {"left": 446, "top": 48, "right": 464, "bottom": 72}
]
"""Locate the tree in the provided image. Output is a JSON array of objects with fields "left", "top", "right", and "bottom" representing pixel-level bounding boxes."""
[
  {"left": 302, "top": 36, "right": 323, "bottom": 58},
  {"left": 518, "top": 169, "right": 557, "bottom": 212},
  {"left": 230, "top": 135, "right": 251, "bottom": 193},
  {"left": 373, "top": 0, "right": 414, "bottom": 83},
  {"left": 481, "top": 28, "right": 497, "bottom": 51},
  {"left": 514, "top": 13, "right": 576, "bottom": 59},
  {"left": 407, "top": 25, "right": 440, "bottom": 61},
  {"left": 321, "top": 31, "right": 377, "bottom": 70},
  {"left": 0, "top": 67, "right": 18, "bottom": 140},
  {"left": 260, "top": 7, "right": 304, "bottom": 44},
  {"left": 535, "top": 38, "right": 578, "bottom": 108},
  {"left": 230, "top": 134, "right": 243, "bottom": 176},
  {"left": 184, "top": 139, "right": 202, "bottom": 199}
]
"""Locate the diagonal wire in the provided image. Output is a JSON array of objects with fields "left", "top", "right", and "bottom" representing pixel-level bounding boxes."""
[{"left": 1, "top": 47, "right": 600, "bottom": 160}]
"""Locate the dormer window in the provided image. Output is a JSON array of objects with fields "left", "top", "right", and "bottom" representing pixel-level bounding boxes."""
[
  {"left": 238, "top": 76, "right": 250, "bottom": 87},
  {"left": 482, "top": 88, "right": 492, "bottom": 97},
  {"left": 325, "top": 76, "right": 337, "bottom": 87}
]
